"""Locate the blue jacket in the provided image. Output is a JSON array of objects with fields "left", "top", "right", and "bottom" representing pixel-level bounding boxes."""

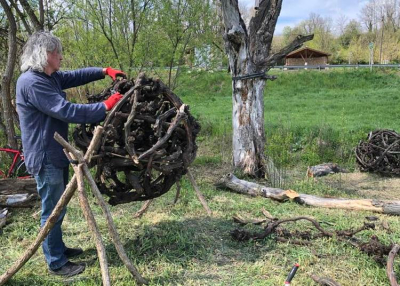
[{"left": 16, "top": 68, "right": 106, "bottom": 175}]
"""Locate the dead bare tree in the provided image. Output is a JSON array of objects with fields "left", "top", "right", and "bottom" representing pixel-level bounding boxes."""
[
  {"left": 0, "top": 0, "right": 18, "bottom": 149},
  {"left": 219, "top": 0, "right": 313, "bottom": 177}
]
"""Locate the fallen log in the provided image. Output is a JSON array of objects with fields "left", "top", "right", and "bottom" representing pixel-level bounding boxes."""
[
  {"left": 307, "top": 163, "right": 348, "bottom": 177},
  {"left": 0, "top": 194, "right": 38, "bottom": 208},
  {"left": 216, "top": 173, "right": 400, "bottom": 215},
  {"left": 0, "top": 178, "right": 38, "bottom": 207},
  {"left": 0, "top": 178, "right": 37, "bottom": 195}
]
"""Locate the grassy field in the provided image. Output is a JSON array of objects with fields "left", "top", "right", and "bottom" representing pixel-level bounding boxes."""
[{"left": 1, "top": 69, "right": 400, "bottom": 285}]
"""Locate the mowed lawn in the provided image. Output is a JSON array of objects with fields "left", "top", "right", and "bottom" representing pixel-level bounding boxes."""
[{"left": 1, "top": 69, "right": 400, "bottom": 285}]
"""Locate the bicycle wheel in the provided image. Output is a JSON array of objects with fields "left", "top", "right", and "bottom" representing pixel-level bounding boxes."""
[{"left": 13, "top": 159, "right": 31, "bottom": 178}]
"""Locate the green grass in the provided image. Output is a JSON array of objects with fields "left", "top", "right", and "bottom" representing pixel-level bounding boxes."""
[
  {"left": 1, "top": 69, "right": 400, "bottom": 285},
  {"left": 177, "top": 68, "right": 400, "bottom": 168}
]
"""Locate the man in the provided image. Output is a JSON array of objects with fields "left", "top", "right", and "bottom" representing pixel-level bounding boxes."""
[{"left": 16, "top": 31, "right": 125, "bottom": 277}]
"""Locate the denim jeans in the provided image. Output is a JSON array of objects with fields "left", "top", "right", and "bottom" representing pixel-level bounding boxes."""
[{"left": 34, "top": 155, "right": 69, "bottom": 270}]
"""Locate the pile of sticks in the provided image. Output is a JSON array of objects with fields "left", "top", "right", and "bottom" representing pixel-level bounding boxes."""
[
  {"left": 231, "top": 211, "right": 400, "bottom": 286},
  {"left": 356, "top": 129, "right": 400, "bottom": 176},
  {"left": 74, "top": 73, "right": 200, "bottom": 205}
]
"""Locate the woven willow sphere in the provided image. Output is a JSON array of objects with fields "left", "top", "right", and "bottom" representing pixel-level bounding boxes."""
[{"left": 73, "top": 73, "right": 200, "bottom": 205}]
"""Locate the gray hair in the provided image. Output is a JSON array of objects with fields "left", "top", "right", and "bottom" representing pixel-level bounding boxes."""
[{"left": 20, "top": 31, "right": 62, "bottom": 72}]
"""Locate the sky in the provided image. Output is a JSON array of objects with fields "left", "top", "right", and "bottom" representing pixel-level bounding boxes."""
[{"left": 238, "top": 0, "right": 369, "bottom": 34}]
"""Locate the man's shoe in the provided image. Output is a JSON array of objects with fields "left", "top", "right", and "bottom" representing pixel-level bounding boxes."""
[
  {"left": 64, "top": 247, "right": 83, "bottom": 258},
  {"left": 49, "top": 261, "right": 85, "bottom": 277}
]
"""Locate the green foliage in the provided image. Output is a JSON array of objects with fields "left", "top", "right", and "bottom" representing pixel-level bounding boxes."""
[
  {"left": 52, "top": 0, "right": 224, "bottom": 89},
  {"left": 339, "top": 20, "right": 362, "bottom": 48}
]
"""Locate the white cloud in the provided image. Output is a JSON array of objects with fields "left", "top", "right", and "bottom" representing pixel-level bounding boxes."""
[{"left": 238, "top": 0, "right": 369, "bottom": 34}]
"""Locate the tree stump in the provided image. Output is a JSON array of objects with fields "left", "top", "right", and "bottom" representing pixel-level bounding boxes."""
[{"left": 73, "top": 73, "right": 200, "bottom": 205}]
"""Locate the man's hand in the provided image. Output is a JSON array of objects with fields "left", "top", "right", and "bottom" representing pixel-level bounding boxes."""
[
  {"left": 104, "top": 67, "right": 127, "bottom": 80},
  {"left": 103, "top": 92, "right": 123, "bottom": 111}
]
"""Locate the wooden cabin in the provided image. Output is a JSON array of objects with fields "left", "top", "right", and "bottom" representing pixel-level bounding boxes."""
[{"left": 285, "top": 47, "right": 330, "bottom": 66}]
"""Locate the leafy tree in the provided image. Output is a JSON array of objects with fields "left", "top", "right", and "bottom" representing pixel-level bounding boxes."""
[{"left": 339, "top": 20, "right": 362, "bottom": 48}]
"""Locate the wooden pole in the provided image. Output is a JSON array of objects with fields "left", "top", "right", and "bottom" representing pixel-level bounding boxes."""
[
  {"left": 173, "top": 181, "right": 181, "bottom": 204},
  {"left": 187, "top": 169, "right": 211, "bottom": 216},
  {"left": 54, "top": 133, "right": 148, "bottom": 285},
  {"left": 133, "top": 199, "right": 152, "bottom": 218},
  {"left": 81, "top": 165, "right": 148, "bottom": 285},
  {"left": 0, "top": 126, "right": 104, "bottom": 285},
  {"left": 74, "top": 163, "right": 110, "bottom": 286}
]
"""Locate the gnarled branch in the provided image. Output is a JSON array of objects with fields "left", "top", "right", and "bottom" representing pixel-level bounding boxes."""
[{"left": 261, "top": 34, "right": 314, "bottom": 68}]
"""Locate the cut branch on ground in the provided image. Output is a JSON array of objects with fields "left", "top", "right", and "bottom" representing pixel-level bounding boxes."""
[
  {"left": 216, "top": 173, "right": 400, "bottom": 215},
  {"left": 230, "top": 211, "right": 396, "bottom": 283}
]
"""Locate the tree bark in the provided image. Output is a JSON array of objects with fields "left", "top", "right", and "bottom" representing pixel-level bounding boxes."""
[
  {"left": 8, "top": 0, "right": 31, "bottom": 35},
  {"left": 216, "top": 173, "right": 400, "bottom": 215},
  {"left": 0, "top": 178, "right": 37, "bottom": 194},
  {"left": 0, "top": 0, "right": 18, "bottom": 149},
  {"left": 219, "top": 0, "right": 313, "bottom": 177}
]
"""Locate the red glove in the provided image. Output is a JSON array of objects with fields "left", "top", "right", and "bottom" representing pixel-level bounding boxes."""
[
  {"left": 103, "top": 92, "right": 123, "bottom": 111},
  {"left": 105, "top": 67, "right": 127, "bottom": 80}
]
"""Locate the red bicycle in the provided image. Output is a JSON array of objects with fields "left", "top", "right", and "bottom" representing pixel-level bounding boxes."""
[{"left": 0, "top": 136, "right": 31, "bottom": 179}]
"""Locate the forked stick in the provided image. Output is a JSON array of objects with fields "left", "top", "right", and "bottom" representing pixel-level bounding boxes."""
[
  {"left": 0, "top": 126, "right": 104, "bottom": 285},
  {"left": 55, "top": 133, "right": 148, "bottom": 285}
]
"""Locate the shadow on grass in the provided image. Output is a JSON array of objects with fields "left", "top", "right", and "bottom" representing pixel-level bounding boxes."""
[
  {"left": 79, "top": 217, "right": 276, "bottom": 285},
  {"left": 4, "top": 217, "right": 277, "bottom": 285}
]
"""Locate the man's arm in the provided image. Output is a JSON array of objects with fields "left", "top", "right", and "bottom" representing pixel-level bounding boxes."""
[
  {"left": 27, "top": 81, "right": 106, "bottom": 124},
  {"left": 58, "top": 67, "right": 106, "bottom": 90}
]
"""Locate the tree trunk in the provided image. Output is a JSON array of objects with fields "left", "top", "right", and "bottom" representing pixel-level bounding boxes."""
[
  {"left": 219, "top": 0, "right": 313, "bottom": 177},
  {"left": 0, "top": 0, "right": 18, "bottom": 149},
  {"left": 232, "top": 78, "right": 266, "bottom": 176}
]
